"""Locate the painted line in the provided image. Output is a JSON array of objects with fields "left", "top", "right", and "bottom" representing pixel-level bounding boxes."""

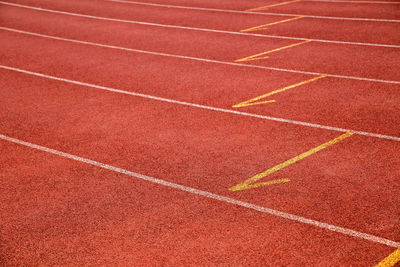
[
  {"left": 2, "top": 2, "right": 400, "bottom": 49},
  {"left": 107, "top": 0, "right": 400, "bottom": 23},
  {"left": 240, "top": 16, "right": 304, "bottom": 32},
  {"left": 232, "top": 75, "right": 325, "bottom": 107},
  {"left": 229, "top": 132, "right": 353, "bottom": 191},
  {"left": 234, "top": 98, "right": 277, "bottom": 107},
  {"left": 247, "top": 0, "right": 302, "bottom": 11},
  {"left": 1, "top": 133, "right": 399, "bottom": 248},
  {"left": 1, "top": 64, "right": 400, "bottom": 143},
  {"left": 234, "top": 40, "right": 311, "bottom": 62},
  {"left": 376, "top": 248, "right": 400, "bottom": 266},
  {"left": 2, "top": 27, "right": 400, "bottom": 86}
]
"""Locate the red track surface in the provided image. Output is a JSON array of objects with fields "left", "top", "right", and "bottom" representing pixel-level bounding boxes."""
[{"left": 1, "top": 0, "right": 399, "bottom": 265}]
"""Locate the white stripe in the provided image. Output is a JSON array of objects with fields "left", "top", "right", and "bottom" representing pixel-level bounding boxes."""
[
  {"left": 1, "top": 64, "right": 400, "bottom": 142},
  {"left": 1, "top": 1, "right": 399, "bottom": 49},
  {"left": 108, "top": 0, "right": 400, "bottom": 23},
  {"left": 1, "top": 133, "right": 399, "bottom": 248},
  {"left": 2, "top": 27, "right": 400, "bottom": 85}
]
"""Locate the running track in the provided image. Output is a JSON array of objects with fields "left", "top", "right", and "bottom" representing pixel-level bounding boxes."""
[{"left": 0, "top": 0, "right": 399, "bottom": 265}]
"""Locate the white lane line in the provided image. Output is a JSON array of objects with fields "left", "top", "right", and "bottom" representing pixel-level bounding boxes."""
[
  {"left": 108, "top": 0, "right": 400, "bottom": 22},
  {"left": 2, "top": 27, "right": 400, "bottom": 85},
  {"left": 1, "top": 1, "right": 399, "bottom": 49},
  {"left": 1, "top": 133, "right": 399, "bottom": 248},
  {"left": 1, "top": 64, "right": 400, "bottom": 142}
]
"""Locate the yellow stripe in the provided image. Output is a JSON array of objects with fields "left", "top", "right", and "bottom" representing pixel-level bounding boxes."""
[
  {"left": 233, "top": 99, "right": 276, "bottom": 108},
  {"left": 229, "top": 132, "right": 354, "bottom": 191},
  {"left": 376, "top": 249, "right": 400, "bottom": 267},
  {"left": 247, "top": 0, "right": 301, "bottom": 11},
  {"left": 240, "top": 16, "right": 304, "bottom": 33},
  {"left": 234, "top": 40, "right": 310, "bottom": 63},
  {"left": 232, "top": 75, "right": 325, "bottom": 108}
]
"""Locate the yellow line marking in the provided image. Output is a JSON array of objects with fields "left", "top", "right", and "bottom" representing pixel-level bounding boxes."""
[
  {"left": 240, "top": 16, "right": 304, "bottom": 33},
  {"left": 232, "top": 75, "right": 325, "bottom": 108},
  {"left": 229, "top": 132, "right": 354, "bottom": 191},
  {"left": 247, "top": 0, "right": 302, "bottom": 11},
  {"left": 376, "top": 248, "right": 400, "bottom": 267},
  {"left": 234, "top": 40, "right": 311, "bottom": 63}
]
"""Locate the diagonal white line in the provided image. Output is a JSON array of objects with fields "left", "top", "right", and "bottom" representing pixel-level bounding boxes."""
[
  {"left": 108, "top": 0, "right": 400, "bottom": 22},
  {"left": 1, "top": 64, "right": 400, "bottom": 142},
  {"left": 1, "top": 26, "right": 400, "bottom": 85},
  {"left": 1, "top": 133, "right": 399, "bottom": 248},
  {"left": 1, "top": 1, "right": 399, "bottom": 49}
]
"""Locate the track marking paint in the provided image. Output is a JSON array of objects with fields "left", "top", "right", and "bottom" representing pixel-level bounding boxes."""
[
  {"left": 229, "top": 132, "right": 353, "bottom": 191},
  {"left": 2, "top": 27, "right": 399, "bottom": 85},
  {"left": 234, "top": 40, "right": 311, "bottom": 62},
  {"left": 1, "top": 2, "right": 400, "bottom": 49},
  {"left": 231, "top": 178, "right": 291, "bottom": 190},
  {"left": 376, "top": 248, "right": 400, "bottom": 267},
  {"left": 240, "top": 16, "right": 304, "bottom": 33},
  {"left": 108, "top": 0, "right": 400, "bottom": 22},
  {"left": 247, "top": 0, "right": 302, "bottom": 11},
  {"left": 1, "top": 134, "right": 399, "bottom": 248},
  {"left": 234, "top": 98, "right": 277, "bottom": 107},
  {"left": 1, "top": 64, "right": 400, "bottom": 142},
  {"left": 232, "top": 75, "right": 325, "bottom": 107}
]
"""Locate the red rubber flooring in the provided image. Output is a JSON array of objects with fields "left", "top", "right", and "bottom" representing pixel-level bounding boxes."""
[{"left": 1, "top": 0, "right": 399, "bottom": 265}]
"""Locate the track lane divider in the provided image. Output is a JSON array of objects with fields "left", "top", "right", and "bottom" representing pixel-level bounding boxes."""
[{"left": 1, "top": 133, "right": 399, "bottom": 248}]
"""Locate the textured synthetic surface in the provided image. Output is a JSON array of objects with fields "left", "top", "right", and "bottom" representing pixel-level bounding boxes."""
[{"left": 0, "top": 0, "right": 399, "bottom": 265}]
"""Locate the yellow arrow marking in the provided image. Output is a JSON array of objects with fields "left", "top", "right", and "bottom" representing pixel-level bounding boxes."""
[
  {"left": 229, "top": 132, "right": 354, "bottom": 191},
  {"left": 247, "top": 0, "right": 302, "bottom": 11},
  {"left": 376, "top": 248, "right": 400, "bottom": 267},
  {"left": 240, "top": 16, "right": 304, "bottom": 33},
  {"left": 235, "top": 40, "right": 310, "bottom": 63},
  {"left": 232, "top": 75, "right": 325, "bottom": 108}
]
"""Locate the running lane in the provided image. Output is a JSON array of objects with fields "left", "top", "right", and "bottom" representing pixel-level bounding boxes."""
[
  {"left": 107, "top": 0, "right": 400, "bottom": 20},
  {"left": 1, "top": 29, "right": 400, "bottom": 137},
  {"left": 244, "top": 0, "right": 400, "bottom": 20},
  {"left": 0, "top": 140, "right": 395, "bottom": 265},
  {"left": 1, "top": 0, "right": 399, "bottom": 46}
]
